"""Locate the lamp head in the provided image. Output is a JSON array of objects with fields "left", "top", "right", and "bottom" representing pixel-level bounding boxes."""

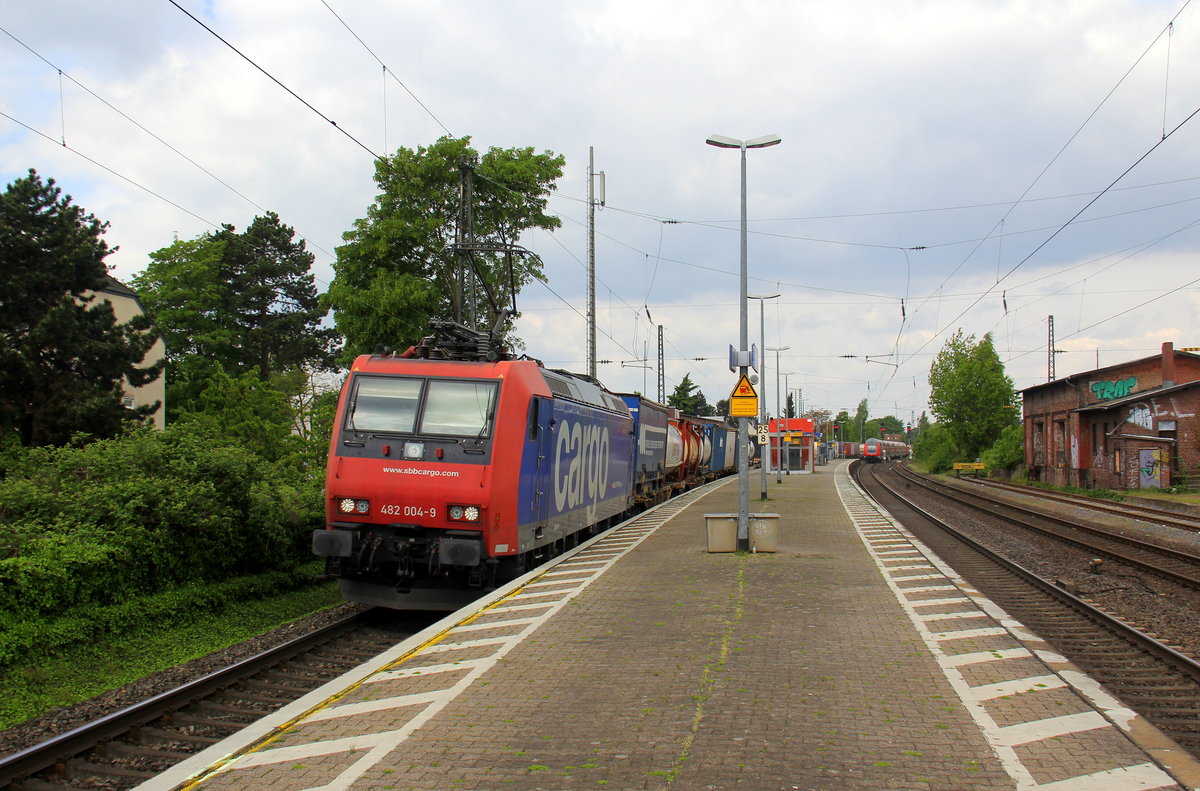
[
  {"left": 745, "top": 134, "right": 782, "bottom": 149},
  {"left": 705, "top": 134, "right": 742, "bottom": 149}
]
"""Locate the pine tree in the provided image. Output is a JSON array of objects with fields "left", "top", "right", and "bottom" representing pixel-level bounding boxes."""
[
  {"left": 0, "top": 170, "right": 162, "bottom": 446},
  {"left": 667, "top": 374, "right": 714, "bottom": 416}
]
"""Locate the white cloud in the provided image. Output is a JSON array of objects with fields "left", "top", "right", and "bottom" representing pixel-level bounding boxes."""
[{"left": 3, "top": 0, "right": 1199, "bottom": 420}]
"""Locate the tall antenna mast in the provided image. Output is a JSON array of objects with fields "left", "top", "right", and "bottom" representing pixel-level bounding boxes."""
[
  {"left": 1047, "top": 314, "right": 1056, "bottom": 382},
  {"left": 586, "top": 147, "right": 605, "bottom": 379},
  {"left": 657, "top": 325, "right": 665, "bottom": 402}
]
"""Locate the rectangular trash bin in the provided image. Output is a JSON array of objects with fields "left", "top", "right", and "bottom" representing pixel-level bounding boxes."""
[
  {"left": 704, "top": 513, "right": 737, "bottom": 552},
  {"left": 704, "top": 513, "right": 780, "bottom": 553},
  {"left": 749, "top": 513, "right": 779, "bottom": 553}
]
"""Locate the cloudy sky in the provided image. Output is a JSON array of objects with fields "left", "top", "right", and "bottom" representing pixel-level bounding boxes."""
[{"left": 4, "top": 1, "right": 1199, "bottom": 424}]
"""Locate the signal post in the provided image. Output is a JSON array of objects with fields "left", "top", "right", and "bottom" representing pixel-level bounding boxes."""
[{"left": 728, "top": 368, "right": 758, "bottom": 551}]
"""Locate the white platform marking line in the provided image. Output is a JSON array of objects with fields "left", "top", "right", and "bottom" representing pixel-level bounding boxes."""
[
  {"left": 487, "top": 601, "right": 555, "bottom": 613},
  {"left": 539, "top": 567, "right": 603, "bottom": 578},
  {"left": 421, "top": 635, "right": 513, "bottom": 652},
  {"left": 835, "top": 468, "right": 1170, "bottom": 791},
  {"left": 308, "top": 685, "right": 472, "bottom": 721},
  {"left": 915, "top": 610, "right": 992, "bottom": 623},
  {"left": 836, "top": 470, "right": 1040, "bottom": 789},
  {"left": 450, "top": 616, "right": 540, "bottom": 632},
  {"left": 965, "top": 674, "right": 1067, "bottom": 701},
  {"left": 995, "top": 712, "right": 1110, "bottom": 746},
  {"left": 908, "top": 597, "right": 973, "bottom": 607},
  {"left": 1030, "top": 762, "right": 1176, "bottom": 791},
  {"left": 940, "top": 647, "right": 1033, "bottom": 668},
  {"left": 930, "top": 626, "right": 1010, "bottom": 641},
  {"left": 208, "top": 476, "right": 734, "bottom": 789},
  {"left": 519, "top": 581, "right": 583, "bottom": 592},
  {"left": 372, "top": 658, "right": 491, "bottom": 680}
]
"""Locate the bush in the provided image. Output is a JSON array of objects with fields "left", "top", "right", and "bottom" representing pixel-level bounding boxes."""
[
  {"left": 0, "top": 422, "right": 323, "bottom": 619},
  {"left": 981, "top": 423, "right": 1024, "bottom": 474},
  {"left": 0, "top": 565, "right": 323, "bottom": 668},
  {"left": 913, "top": 423, "right": 958, "bottom": 474}
]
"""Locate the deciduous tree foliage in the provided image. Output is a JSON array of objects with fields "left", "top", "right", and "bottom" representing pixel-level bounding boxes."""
[
  {"left": 851, "top": 399, "right": 870, "bottom": 442},
  {"left": 927, "top": 329, "right": 1018, "bottom": 459},
  {"left": 135, "top": 212, "right": 336, "bottom": 383},
  {"left": 0, "top": 170, "right": 162, "bottom": 446},
  {"left": 326, "top": 136, "right": 564, "bottom": 358},
  {"left": 833, "top": 409, "right": 851, "bottom": 436}
]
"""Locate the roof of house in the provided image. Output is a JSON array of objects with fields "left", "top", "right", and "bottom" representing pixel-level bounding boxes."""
[
  {"left": 1073, "top": 379, "right": 1200, "bottom": 413},
  {"left": 1020, "top": 348, "right": 1200, "bottom": 396}
]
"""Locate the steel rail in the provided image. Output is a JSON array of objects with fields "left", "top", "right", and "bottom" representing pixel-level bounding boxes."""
[
  {"left": 894, "top": 464, "right": 1200, "bottom": 590},
  {"left": 0, "top": 610, "right": 371, "bottom": 788},
  {"left": 964, "top": 476, "right": 1200, "bottom": 534},
  {"left": 865, "top": 464, "right": 1200, "bottom": 685}
]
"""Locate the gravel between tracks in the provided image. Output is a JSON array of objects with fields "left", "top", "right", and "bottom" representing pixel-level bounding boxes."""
[
  {"left": 902, "top": 471, "right": 1200, "bottom": 659},
  {"left": 0, "top": 602, "right": 370, "bottom": 758}
]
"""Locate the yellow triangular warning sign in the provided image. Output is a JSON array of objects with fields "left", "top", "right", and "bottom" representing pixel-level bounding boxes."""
[{"left": 731, "top": 374, "right": 757, "bottom": 399}]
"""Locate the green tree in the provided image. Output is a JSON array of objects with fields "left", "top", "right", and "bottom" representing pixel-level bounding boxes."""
[
  {"left": 0, "top": 170, "right": 162, "bottom": 446},
  {"left": 928, "top": 329, "right": 1018, "bottom": 459},
  {"left": 134, "top": 212, "right": 336, "bottom": 386},
  {"left": 913, "top": 421, "right": 957, "bottom": 473},
  {"left": 785, "top": 392, "right": 796, "bottom": 418},
  {"left": 667, "top": 374, "right": 714, "bottom": 416},
  {"left": 981, "top": 423, "right": 1025, "bottom": 473},
  {"left": 173, "top": 368, "right": 299, "bottom": 463},
  {"left": 850, "top": 398, "right": 870, "bottom": 442},
  {"left": 833, "top": 409, "right": 851, "bottom": 439},
  {"left": 326, "top": 136, "right": 565, "bottom": 358}
]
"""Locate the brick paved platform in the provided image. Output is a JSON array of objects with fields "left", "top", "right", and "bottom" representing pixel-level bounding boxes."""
[{"left": 141, "top": 462, "right": 1200, "bottom": 791}]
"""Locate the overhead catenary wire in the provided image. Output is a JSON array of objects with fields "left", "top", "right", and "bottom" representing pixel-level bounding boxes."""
[
  {"left": 0, "top": 22, "right": 339, "bottom": 265},
  {"left": 168, "top": 0, "right": 381, "bottom": 161},
  {"left": 900, "top": 100, "right": 1200, "bottom": 371},
  {"left": 0, "top": 109, "right": 219, "bottom": 229},
  {"left": 318, "top": 0, "right": 454, "bottom": 139}
]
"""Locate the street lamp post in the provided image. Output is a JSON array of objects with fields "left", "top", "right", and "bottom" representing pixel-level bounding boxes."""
[
  {"left": 706, "top": 133, "right": 781, "bottom": 551},
  {"left": 749, "top": 293, "right": 780, "bottom": 500},
  {"left": 768, "top": 350, "right": 790, "bottom": 483},
  {"left": 782, "top": 372, "right": 795, "bottom": 475}
]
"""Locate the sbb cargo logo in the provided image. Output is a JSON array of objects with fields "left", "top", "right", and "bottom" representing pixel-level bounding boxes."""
[{"left": 553, "top": 420, "right": 611, "bottom": 511}]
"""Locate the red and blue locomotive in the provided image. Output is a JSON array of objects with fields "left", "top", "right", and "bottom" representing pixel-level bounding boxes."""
[{"left": 313, "top": 322, "right": 734, "bottom": 610}]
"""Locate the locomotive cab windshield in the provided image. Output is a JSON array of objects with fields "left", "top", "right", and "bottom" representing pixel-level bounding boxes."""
[{"left": 345, "top": 375, "right": 497, "bottom": 438}]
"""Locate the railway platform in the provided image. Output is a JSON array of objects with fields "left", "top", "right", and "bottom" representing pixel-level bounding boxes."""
[{"left": 139, "top": 461, "right": 1200, "bottom": 791}]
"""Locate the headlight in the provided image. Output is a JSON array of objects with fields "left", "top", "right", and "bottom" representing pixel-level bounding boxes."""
[
  {"left": 447, "top": 504, "right": 481, "bottom": 522},
  {"left": 403, "top": 442, "right": 424, "bottom": 460},
  {"left": 337, "top": 498, "right": 370, "bottom": 515}
]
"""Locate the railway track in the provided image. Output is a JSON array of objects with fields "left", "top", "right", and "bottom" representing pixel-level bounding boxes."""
[
  {"left": 0, "top": 610, "right": 430, "bottom": 791},
  {"left": 891, "top": 463, "right": 1200, "bottom": 591},
  {"left": 855, "top": 462, "right": 1200, "bottom": 759},
  {"left": 963, "top": 476, "right": 1200, "bottom": 534}
]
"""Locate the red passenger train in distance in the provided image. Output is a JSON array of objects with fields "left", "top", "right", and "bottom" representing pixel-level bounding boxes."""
[{"left": 859, "top": 436, "right": 910, "bottom": 463}]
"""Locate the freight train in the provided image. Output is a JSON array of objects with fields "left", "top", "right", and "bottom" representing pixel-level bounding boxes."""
[{"left": 312, "top": 322, "right": 738, "bottom": 611}]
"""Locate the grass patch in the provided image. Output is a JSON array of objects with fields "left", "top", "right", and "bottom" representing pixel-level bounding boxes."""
[{"left": 0, "top": 577, "right": 341, "bottom": 730}]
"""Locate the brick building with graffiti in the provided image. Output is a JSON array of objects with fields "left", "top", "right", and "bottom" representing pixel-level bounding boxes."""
[{"left": 1021, "top": 342, "right": 1200, "bottom": 490}]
